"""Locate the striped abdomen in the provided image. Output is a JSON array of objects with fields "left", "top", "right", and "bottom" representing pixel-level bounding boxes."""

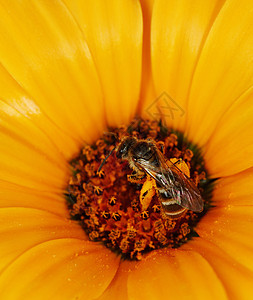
[{"left": 158, "top": 188, "right": 186, "bottom": 219}]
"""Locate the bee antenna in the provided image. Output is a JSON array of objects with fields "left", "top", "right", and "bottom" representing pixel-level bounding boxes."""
[{"left": 97, "top": 146, "right": 116, "bottom": 173}]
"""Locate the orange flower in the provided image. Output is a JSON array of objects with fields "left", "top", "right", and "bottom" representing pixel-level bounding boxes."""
[{"left": 0, "top": 0, "right": 253, "bottom": 299}]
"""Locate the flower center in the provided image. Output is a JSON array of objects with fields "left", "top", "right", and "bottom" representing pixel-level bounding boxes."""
[{"left": 66, "top": 119, "right": 211, "bottom": 260}]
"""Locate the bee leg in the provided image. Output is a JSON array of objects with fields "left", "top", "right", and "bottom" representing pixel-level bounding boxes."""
[
  {"left": 173, "top": 158, "right": 183, "bottom": 166},
  {"left": 140, "top": 177, "right": 156, "bottom": 211},
  {"left": 127, "top": 171, "right": 146, "bottom": 184},
  {"left": 170, "top": 158, "right": 190, "bottom": 178}
]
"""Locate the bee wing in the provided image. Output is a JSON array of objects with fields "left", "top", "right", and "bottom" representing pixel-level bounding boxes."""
[
  {"left": 167, "top": 161, "right": 203, "bottom": 212},
  {"left": 136, "top": 149, "right": 203, "bottom": 212},
  {"left": 135, "top": 152, "right": 173, "bottom": 190}
]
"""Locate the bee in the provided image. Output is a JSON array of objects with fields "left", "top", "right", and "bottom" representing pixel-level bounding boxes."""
[{"left": 115, "top": 136, "right": 203, "bottom": 218}]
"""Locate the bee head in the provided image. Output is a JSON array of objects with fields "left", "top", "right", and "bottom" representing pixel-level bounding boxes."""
[{"left": 116, "top": 137, "right": 136, "bottom": 159}]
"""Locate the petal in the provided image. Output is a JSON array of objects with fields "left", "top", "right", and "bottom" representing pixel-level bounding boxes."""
[
  {"left": 64, "top": 0, "right": 143, "bottom": 126},
  {"left": 0, "top": 127, "right": 67, "bottom": 192},
  {"left": 0, "top": 1, "right": 105, "bottom": 143},
  {"left": 212, "top": 168, "right": 253, "bottom": 206},
  {"left": 138, "top": 0, "right": 156, "bottom": 116},
  {"left": 0, "top": 63, "right": 80, "bottom": 159},
  {"left": 97, "top": 260, "right": 134, "bottom": 300},
  {"left": 128, "top": 248, "right": 227, "bottom": 299},
  {"left": 0, "top": 85, "right": 70, "bottom": 192},
  {"left": 204, "top": 87, "right": 253, "bottom": 177},
  {"left": 0, "top": 98, "right": 67, "bottom": 166},
  {"left": 0, "top": 207, "right": 87, "bottom": 273},
  {"left": 196, "top": 206, "right": 253, "bottom": 273},
  {"left": 184, "top": 238, "right": 253, "bottom": 299},
  {"left": 149, "top": 0, "right": 224, "bottom": 130},
  {"left": 0, "top": 182, "right": 68, "bottom": 217},
  {"left": 0, "top": 238, "right": 120, "bottom": 300},
  {"left": 186, "top": 0, "right": 253, "bottom": 146}
]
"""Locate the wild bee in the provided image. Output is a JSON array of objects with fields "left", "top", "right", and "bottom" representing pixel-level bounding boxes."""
[{"left": 115, "top": 136, "right": 203, "bottom": 218}]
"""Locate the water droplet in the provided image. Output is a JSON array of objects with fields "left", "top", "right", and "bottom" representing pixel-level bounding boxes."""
[{"left": 226, "top": 205, "right": 232, "bottom": 211}]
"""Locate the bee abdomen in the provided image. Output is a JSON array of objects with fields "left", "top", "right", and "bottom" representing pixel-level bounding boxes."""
[
  {"left": 158, "top": 188, "right": 172, "bottom": 199},
  {"left": 158, "top": 189, "right": 186, "bottom": 219}
]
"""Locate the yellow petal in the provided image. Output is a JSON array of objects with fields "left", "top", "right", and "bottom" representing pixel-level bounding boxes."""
[
  {"left": 184, "top": 238, "right": 253, "bottom": 299},
  {"left": 212, "top": 168, "right": 253, "bottom": 206},
  {"left": 0, "top": 99, "right": 66, "bottom": 166},
  {"left": 0, "top": 63, "right": 80, "bottom": 159},
  {"left": 97, "top": 260, "right": 134, "bottom": 300},
  {"left": 0, "top": 207, "right": 87, "bottom": 274},
  {"left": 138, "top": 0, "right": 156, "bottom": 117},
  {"left": 186, "top": 0, "right": 253, "bottom": 146},
  {"left": 128, "top": 248, "right": 227, "bottom": 299},
  {"left": 196, "top": 206, "right": 253, "bottom": 272},
  {"left": 0, "top": 182, "right": 68, "bottom": 217},
  {"left": 64, "top": 0, "right": 143, "bottom": 126},
  {"left": 0, "top": 1, "right": 105, "bottom": 144},
  {"left": 0, "top": 94, "right": 70, "bottom": 192},
  {"left": 0, "top": 128, "right": 67, "bottom": 192},
  {"left": 0, "top": 238, "right": 120, "bottom": 300},
  {"left": 150, "top": 0, "right": 224, "bottom": 130},
  {"left": 204, "top": 87, "right": 253, "bottom": 177}
]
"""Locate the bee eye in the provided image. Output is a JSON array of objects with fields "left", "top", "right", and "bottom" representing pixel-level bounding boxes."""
[
  {"left": 116, "top": 143, "right": 127, "bottom": 158},
  {"left": 121, "top": 146, "right": 127, "bottom": 154}
]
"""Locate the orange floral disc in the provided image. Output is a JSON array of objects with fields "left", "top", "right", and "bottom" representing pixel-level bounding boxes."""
[{"left": 66, "top": 119, "right": 212, "bottom": 260}]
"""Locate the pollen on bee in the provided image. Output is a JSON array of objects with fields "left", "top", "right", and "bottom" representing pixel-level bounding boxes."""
[{"left": 66, "top": 118, "right": 208, "bottom": 260}]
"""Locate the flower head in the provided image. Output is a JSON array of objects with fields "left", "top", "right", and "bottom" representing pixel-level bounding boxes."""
[{"left": 0, "top": 0, "right": 253, "bottom": 299}]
